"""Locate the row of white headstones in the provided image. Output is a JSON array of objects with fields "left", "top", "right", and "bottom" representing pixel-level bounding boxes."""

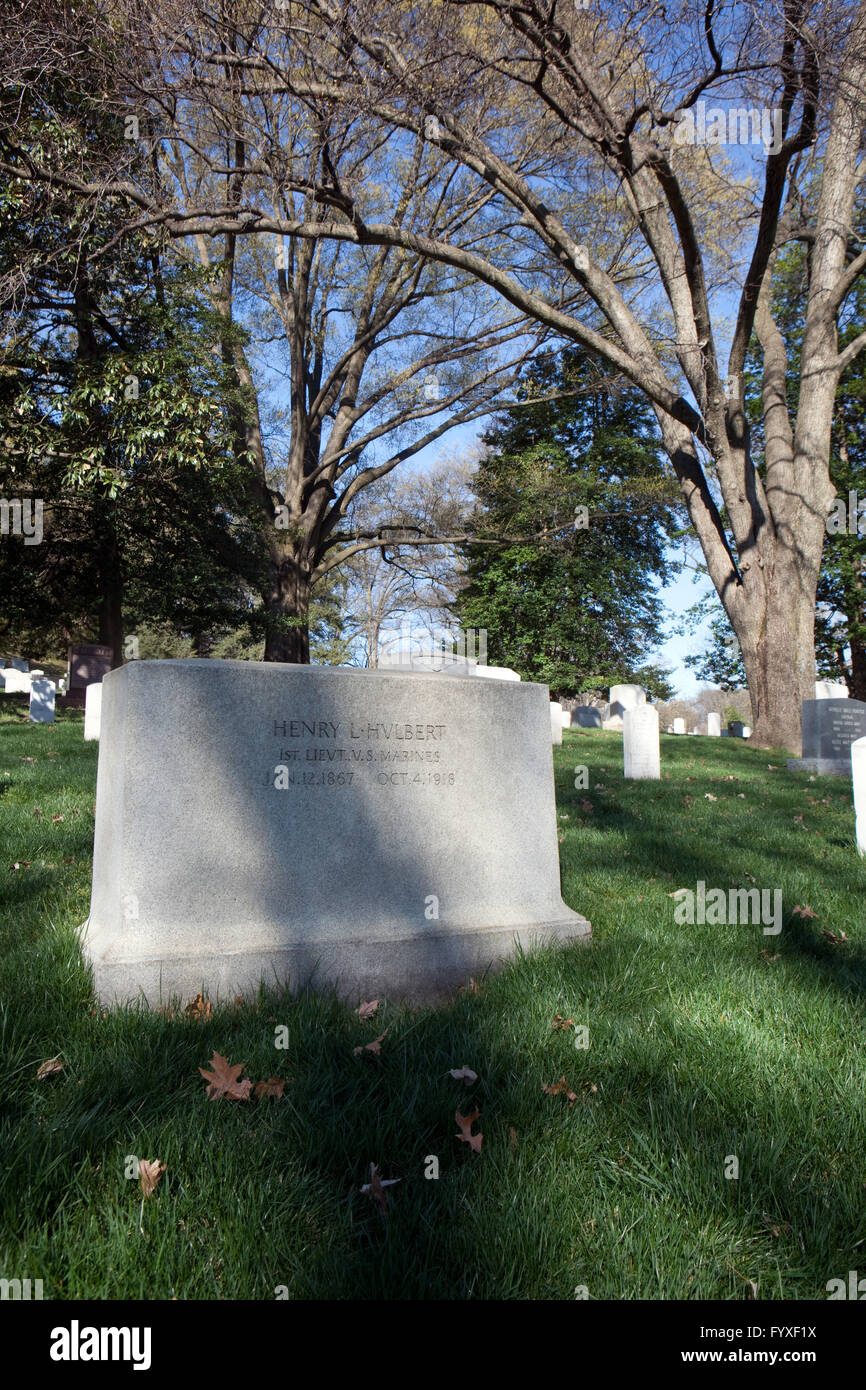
[{"left": 553, "top": 693, "right": 866, "bottom": 858}]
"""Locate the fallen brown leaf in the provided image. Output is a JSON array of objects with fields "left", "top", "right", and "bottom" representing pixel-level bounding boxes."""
[
  {"left": 184, "top": 992, "right": 212, "bottom": 1021},
  {"left": 36, "top": 1057, "right": 63, "bottom": 1080},
  {"left": 455, "top": 1108, "right": 483, "bottom": 1154},
  {"left": 353, "top": 1029, "right": 387, "bottom": 1056},
  {"left": 822, "top": 929, "right": 849, "bottom": 945},
  {"left": 138, "top": 1158, "right": 166, "bottom": 1199},
  {"left": 759, "top": 950, "right": 781, "bottom": 962},
  {"left": 198, "top": 1051, "right": 252, "bottom": 1101},
  {"left": 552, "top": 1015, "right": 575, "bottom": 1030},
  {"left": 253, "top": 1076, "right": 285, "bottom": 1099},
  {"left": 361, "top": 1161, "right": 400, "bottom": 1214},
  {"left": 543, "top": 1076, "right": 578, "bottom": 1105},
  {"left": 793, "top": 904, "right": 818, "bottom": 918},
  {"left": 356, "top": 999, "right": 379, "bottom": 1020}
]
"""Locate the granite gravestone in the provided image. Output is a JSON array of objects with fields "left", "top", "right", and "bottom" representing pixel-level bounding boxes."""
[
  {"left": 29, "top": 678, "right": 55, "bottom": 723},
  {"left": 84, "top": 682, "right": 102, "bottom": 741},
  {"left": 82, "top": 661, "right": 591, "bottom": 1006},
  {"left": 575, "top": 706, "right": 603, "bottom": 729},
  {"left": 707, "top": 712, "right": 721, "bottom": 736},
  {"left": 787, "top": 699, "right": 866, "bottom": 776},
  {"left": 623, "top": 706, "right": 660, "bottom": 779},
  {"left": 69, "top": 644, "right": 113, "bottom": 690},
  {"left": 852, "top": 737, "right": 866, "bottom": 855},
  {"left": 728, "top": 721, "right": 745, "bottom": 738}
]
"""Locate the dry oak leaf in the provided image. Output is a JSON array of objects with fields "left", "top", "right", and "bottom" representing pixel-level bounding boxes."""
[
  {"left": 793, "top": 904, "right": 818, "bottom": 919},
  {"left": 138, "top": 1158, "right": 166, "bottom": 1199},
  {"left": 36, "top": 1057, "right": 63, "bottom": 1080},
  {"left": 822, "top": 929, "right": 849, "bottom": 945},
  {"left": 552, "top": 1014, "right": 575, "bottom": 1030},
  {"left": 198, "top": 1051, "right": 252, "bottom": 1101},
  {"left": 253, "top": 1077, "right": 286, "bottom": 1100},
  {"left": 459, "top": 977, "right": 481, "bottom": 995},
  {"left": 455, "top": 1108, "right": 483, "bottom": 1154},
  {"left": 184, "top": 992, "right": 212, "bottom": 1021},
  {"left": 759, "top": 951, "right": 781, "bottom": 963},
  {"left": 543, "top": 1077, "right": 578, "bottom": 1105},
  {"left": 353, "top": 1030, "right": 387, "bottom": 1056},
  {"left": 449, "top": 1066, "right": 478, "bottom": 1085},
  {"left": 356, "top": 999, "right": 379, "bottom": 1020},
  {"left": 361, "top": 1162, "right": 400, "bottom": 1214}
]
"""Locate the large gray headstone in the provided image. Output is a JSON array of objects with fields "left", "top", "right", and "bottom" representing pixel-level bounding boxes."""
[
  {"left": 82, "top": 661, "right": 590, "bottom": 1006},
  {"left": 575, "top": 706, "right": 603, "bottom": 729},
  {"left": 788, "top": 698, "right": 866, "bottom": 776},
  {"left": 623, "top": 706, "right": 660, "bottom": 779},
  {"left": 728, "top": 721, "right": 745, "bottom": 738},
  {"left": 68, "top": 643, "right": 113, "bottom": 690},
  {"left": 29, "top": 678, "right": 55, "bottom": 723}
]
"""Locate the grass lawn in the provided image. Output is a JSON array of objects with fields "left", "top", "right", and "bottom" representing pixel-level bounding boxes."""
[{"left": 1, "top": 704, "right": 865, "bottom": 1300}]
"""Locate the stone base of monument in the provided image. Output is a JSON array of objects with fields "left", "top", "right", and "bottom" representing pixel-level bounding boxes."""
[
  {"left": 786, "top": 757, "right": 852, "bottom": 777},
  {"left": 82, "top": 661, "right": 590, "bottom": 1006}
]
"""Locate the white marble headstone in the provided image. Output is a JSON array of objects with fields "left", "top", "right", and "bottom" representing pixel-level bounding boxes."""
[
  {"left": 623, "top": 706, "right": 660, "bottom": 779},
  {"left": 550, "top": 701, "right": 563, "bottom": 745},
  {"left": 672, "top": 717, "right": 686, "bottom": 734},
  {"left": 815, "top": 680, "right": 849, "bottom": 700},
  {"left": 29, "top": 678, "right": 56, "bottom": 723},
  {"left": 84, "top": 682, "right": 103, "bottom": 741},
  {"left": 707, "top": 712, "right": 721, "bottom": 736},
  {"left": 4, "top": 669, "right": 32, "bottom": 694}
]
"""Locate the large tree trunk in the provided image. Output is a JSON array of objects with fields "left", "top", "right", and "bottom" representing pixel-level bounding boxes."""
[
  {"left": 94, "top": 502, "right": 124, "bottom": 669},
  {"left": 263, "top": 548, "right": 312, "bottom": 663},
  {"left": 97, "top": 542, "right": 124, "bottom": 670},
  {"left": 738, "top": 566, "right": 817, "bottom": 753}
]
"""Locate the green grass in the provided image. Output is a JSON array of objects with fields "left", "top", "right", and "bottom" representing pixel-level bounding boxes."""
[{"left": 1, "top": 704, "right": 865, "bottom": 1300}]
